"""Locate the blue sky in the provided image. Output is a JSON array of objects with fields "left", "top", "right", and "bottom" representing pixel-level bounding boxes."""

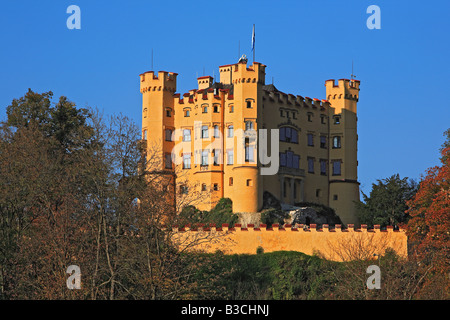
[{"left": 0, "top": 0, "right": 449, "bottom": 195}]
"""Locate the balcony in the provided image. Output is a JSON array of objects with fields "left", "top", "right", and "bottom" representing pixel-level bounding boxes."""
[{"left": 278, "top": 166, "right": 305, "bottom": 177}]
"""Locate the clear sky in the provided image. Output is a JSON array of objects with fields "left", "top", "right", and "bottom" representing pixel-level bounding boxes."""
[{"left": 0, "top": 0, "right": 449, "bottom": 195}]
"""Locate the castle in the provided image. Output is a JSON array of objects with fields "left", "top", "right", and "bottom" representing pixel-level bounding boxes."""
[{"left": 140, "top": 57, "right": 360, "bottom": 225}]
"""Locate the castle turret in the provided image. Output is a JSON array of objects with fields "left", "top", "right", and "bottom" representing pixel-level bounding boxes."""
[
  {"left": 140, "top": 70, "right": 178, "bottom": 171},
  {"left": 325, "top": 79, "right": 360, "bottom": 225}
]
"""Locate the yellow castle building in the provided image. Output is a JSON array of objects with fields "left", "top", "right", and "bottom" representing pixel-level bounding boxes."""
[{"left": 140, "top": 57, "right": 361, "bottom": 225}]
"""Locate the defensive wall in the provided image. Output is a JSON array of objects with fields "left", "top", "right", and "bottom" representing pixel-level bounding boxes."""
[{"left": 171, "top": 223, "right": 408, "bottom": 262}]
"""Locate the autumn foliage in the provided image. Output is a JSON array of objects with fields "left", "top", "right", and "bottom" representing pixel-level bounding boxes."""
[{"left": 406, "top": 134, "right": 450, "bottom": 298}]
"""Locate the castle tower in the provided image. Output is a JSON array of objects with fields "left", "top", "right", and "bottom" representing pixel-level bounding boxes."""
[
  {"left": 325, "top": 78, "right": 360, "bottom": 225},
  {"left": 140, "top": 70, "right": 178, "bottom": 209},
  {"left": 219, "top": 59, "right": 266, "bottom": 213}
]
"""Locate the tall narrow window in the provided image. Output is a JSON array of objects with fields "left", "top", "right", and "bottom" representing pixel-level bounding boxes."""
[
  {"left": 165, "top": 129, "right": 173, "bottom": 141},
  {"left": 202, "top": 105, "right": 208, "bottom": 113},
  {"left": 201, "top": 184, "right": 207, "bottom": 192},
  {"left": 334, "top": 116, "right": 341, "bottom": 124},
  {"left": 229, "top": 104, "right": 234, "bottom": 113},
  {"left": 213, "top": 149, "right": 220, "bottom": 166},
  {"left": 332, "top": 160, "right": 341, "bottom": 176},
  {"left": 228, "top": 125, "right": 234, "bottom": 138},
  {"left": 183, "top": 154, "right": 191, "bottom": 169},
  {"left": 246, "top": 100, "right": 252, "bottom": 108},
  {"left": 307, "top": 133, "right": 314, "bottom": 146},
  {"left": 229, "top": 177, "right": 233, "bottom": 186},
  {"left": 227, "top": 150, "right": 234, "bottom": 165},
  {"left": 213, "top": 105, "right": 219, "bottom": 113},
  {"left": 320, "top": 136, "right": 327, "bottom": 149},
  {"left": 201, "top": 125, "right": 209, "bottom": 139},
  {"left": 245, "top": 121, "right": 254, "bottom": 131},
  {"left": 214, "top": 125, "right": 220, "bottom": 138},
  {"left": 183, "top": 129, "right": 191, "bottom": 142},
  {"left": 143, "top": 130, "right": 147, "bottom": 140},
  {"left": 320, "top": 159, "right": 327, "bottom": 175},
  {"left": 333, "top": 136, "right": 341, "bottom": 148},
  {"left": 201, "top": 150, "right": 208, "bottom": 166},
  {"left": 166, "top": 109, "right": 172, "bottom": 117},
  {"left": 184, "top": 109, "right": 190, "bottom": 117},
  {"left": 307, "top": 157, "right": 314, "bottom": 173},
  {"left": 165, "top": 153, "right": 172, "bottom": 169},
  {"left": 245, "top": 138, "right": 254, "bottom": 162}
]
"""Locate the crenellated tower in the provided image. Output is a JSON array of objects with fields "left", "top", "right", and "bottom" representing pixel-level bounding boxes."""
[{"left": 325, "top": 78, "right": 360, "bottom": 224}]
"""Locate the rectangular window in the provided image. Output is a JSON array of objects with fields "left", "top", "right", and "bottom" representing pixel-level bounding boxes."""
[
  {"left": 202, "top": 105, "right": 208, "bottom": 113},
  {"left": 320, "top": 159, "right": 327, "bottom": 175},
  {"left": 334, "top": 116, "right": 341, "bottom": 124},
  {"left": 165, "top": 129, "right": 172, "bottom": 141},
  {"left": 228, "top": 125, "right": 234, "bottom": 138},
  {"left": 286, "top": 127, "right": 292, "bottom": 142},
  {"left": 307, "top": 157, "right": 314, "bottom": 173},
  {"left": 227, "top": 150, "right": 234, "bottom": 165},
  {"left": 214, "top": 125, "right": 220, "bottom": 138},
  {"left": 143, "top": 130, "right": 147, "bottom": 140},
  {"left": 332, "top": 160, "right": 341, "bottom": 176},
  {"left": 245, "top": 145, "right": 254, "bottom": 162},
  {"left": 183, "top": 154, "right": 191, "bottom": 169},
  {"left": 286, "top": 151, "right": 293, "bottom": 168},
  {"left": 166, "top": 109, "right": 172, "bottom": 117},
  {"left": 184, "top": 109, "right": 190, "bottom": 117},
  {"left": 229, "top": 104, "right": 234, "bottom": 113},
  {"left": 213, "top": 149, "right": 220, "bottom": 166},
  {"left": 320, "top": 136, "right": 326, "bottom": 148},
  {"left": 201, "top": 126, "right": 209, "bottom": 139},
  {"left": 213, "top": 183, "right": 219, "bottom": 191},
  {"left": 333, "top": 136, "right": 341, "bottom": 149},
  {"left": 246, "top": 100, "right": 252, "bottom": 108},
  {"left": 293, "top": 155, "right": 300, "bottom": 169},
  {"left": 307, "top": 133, "right": 314, "bottom": 146},
  {"left": 280, "top": 127, "right": 286, "bottom": 141},
  {"left": 201, "top": 150, "right": 208, "bottom": 166},
  {"left": 213, "top": 105, "right": 219, "bottom": 113},
  {"left": 165, "top": 153, "right": 172, "bottom": 169},
  {"left": 291, "top": 129, "right": 298, "bottom": 143},
  {"left": 321, "top": 115, "right": 326, "bottom": 124},
  {"left": 280, "top": 153, "right": 287, "bottom": 167},
  {"left": 183, "top": 129, "right": 191, "bottom": 142}
]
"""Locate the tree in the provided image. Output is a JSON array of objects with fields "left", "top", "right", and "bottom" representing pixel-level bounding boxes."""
[
  {"left": 406, "top": 129, "right": 450, "bottom": 298},
  {"left": 355, "top": 174, "right": 418, "bottom": 227}
]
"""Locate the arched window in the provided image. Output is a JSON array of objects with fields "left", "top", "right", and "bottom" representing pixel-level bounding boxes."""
[{"left": 280, "top": 127, "right": 298, "bottom": 143}]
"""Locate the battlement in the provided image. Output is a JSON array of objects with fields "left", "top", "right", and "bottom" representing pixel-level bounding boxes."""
[
  {"left": 140, "top": 70, "right": 178, "bottom": 93},
  {"left": 219, "top": 61, "right": 266, "bottom": 85},
  {"left": 171, "top": 223, "right": 408, "bottom": 261}
]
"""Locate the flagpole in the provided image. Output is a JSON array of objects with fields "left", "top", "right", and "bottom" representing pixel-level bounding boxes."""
[{"left": 252, "top": 24, "right": 255, "bottom": 64}]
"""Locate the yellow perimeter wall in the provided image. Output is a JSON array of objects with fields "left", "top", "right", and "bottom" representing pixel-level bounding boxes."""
[{"left": 172, "top": 224, "right": 407, "bottom": 262}]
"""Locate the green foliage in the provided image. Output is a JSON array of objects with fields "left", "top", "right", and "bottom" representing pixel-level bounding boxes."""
[
  {"left": 355, "top": 174, "right": 418, "bottom": 227},
  {"left": 178, "top": 198, "right": 238, "bottom": 226},
  {"left": 260, "top": 208, "right": 288, "bottom": 227}
]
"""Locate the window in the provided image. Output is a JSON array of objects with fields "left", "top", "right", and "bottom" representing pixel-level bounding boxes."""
[
  {"left": 307, "top": 113, "right": 313, "bottom": 122},
  {"left": 229, "top": 177, "right": 233, "bottom": 186},
  {"left": 320, "top": 136, "right": 327, "bottom": 149},
  {"left": 280, "top": 110, "right": 284, "bottom": 117},
  {"left": 165, "top": 153, "right": 172, "bottom": 169},
  {"left": 293, "top": 112, "right": 297, "bottom": 119},
  {"left": 183, "top": 129, "right": 191, "bottom": 142},
  {"left": 184, "top": 109, "right": 190, "bottom": 117},
  {"left": 201, "top": 184, "right": 207, "bottom": 192},
  {"left": 201, "top": 126, "right": 209, "bottom": 139},
  {"left": 165, "top": 129, "right": 173, "bottom": 141},
  {"left": 213, "top": 105, "right": 219, "bottom": 113},
  {"left": 227, "top": 125, "right": 234, "bottom": 138},
  {"left": 280, "top": 152, "right": 300, "bottom": 168},
  {"left": 245, "top": 121, "right": 254, "bottom": 131},
  {"left": 143, "top": 130, "right": 147, "bottom": 140},
  {"left": 333, "top": 136, "right": 341, "bottom": 149},
  {"left": 307, "top": 157, "right": 314, "bottom": 173},
  {"left": 333, "top": 194, "right": 338, "bottom": 201},
  {"left": 227, "top": 150, "right": 234, "bottom": 165},
  {"left": 286, "top": 111, "right": 290, "bottom": 118},
  {"left": 334, "top": 116, "right": 341, "bottom": 124},
  {"left": 245, "top": 139, "right": 254, "bottom": 162},
  {"left": 332, "top": 160, "right": 341, "bottom": 176},
  {"left": 213, "top": 149, "right": 220, "bottom": 166},
  {"left": 307, "top": 133, "right": 314, "bottom": 146},
  {"left": 202, "top": 105, "right": 208, "bottom": 113},
  {"left": 316, "top": 189, "right": 321, "bottom": 197},
  {"left": 280, "top": 127, "right": 298, "bottom": 143},
  {"left": 321, "top": 115, "right": 326, "bottom": 124},
  {"left": 214, "top": 125, "right": 220, "bottom": 138},
  {"left": 166, "top": 109, "right": 172, "bottom": 117},
  {"left": 213, "top": 183, "right": 219, "bottom": 191},
  {"left": 246, "top": 100, "right": 252, "bottom": 108},
  {"left": 183, "top": 154, "right": 191, "bottom": 169},
  {"left": 201, "top": 150, "right": 209, "bottom": 166},
  {"left": 229, "top": 104, "right": 234, "bottom": 113},
  {"left": 246, "top": 179, "right": 253, "bottom": 187},
  {"left": 320, "top": 159, "right": 327, "bottom": 175}
]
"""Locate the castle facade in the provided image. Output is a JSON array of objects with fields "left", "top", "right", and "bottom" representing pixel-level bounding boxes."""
[{"left": 140, "top": 58, "right": 360, "bottom": 224}]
